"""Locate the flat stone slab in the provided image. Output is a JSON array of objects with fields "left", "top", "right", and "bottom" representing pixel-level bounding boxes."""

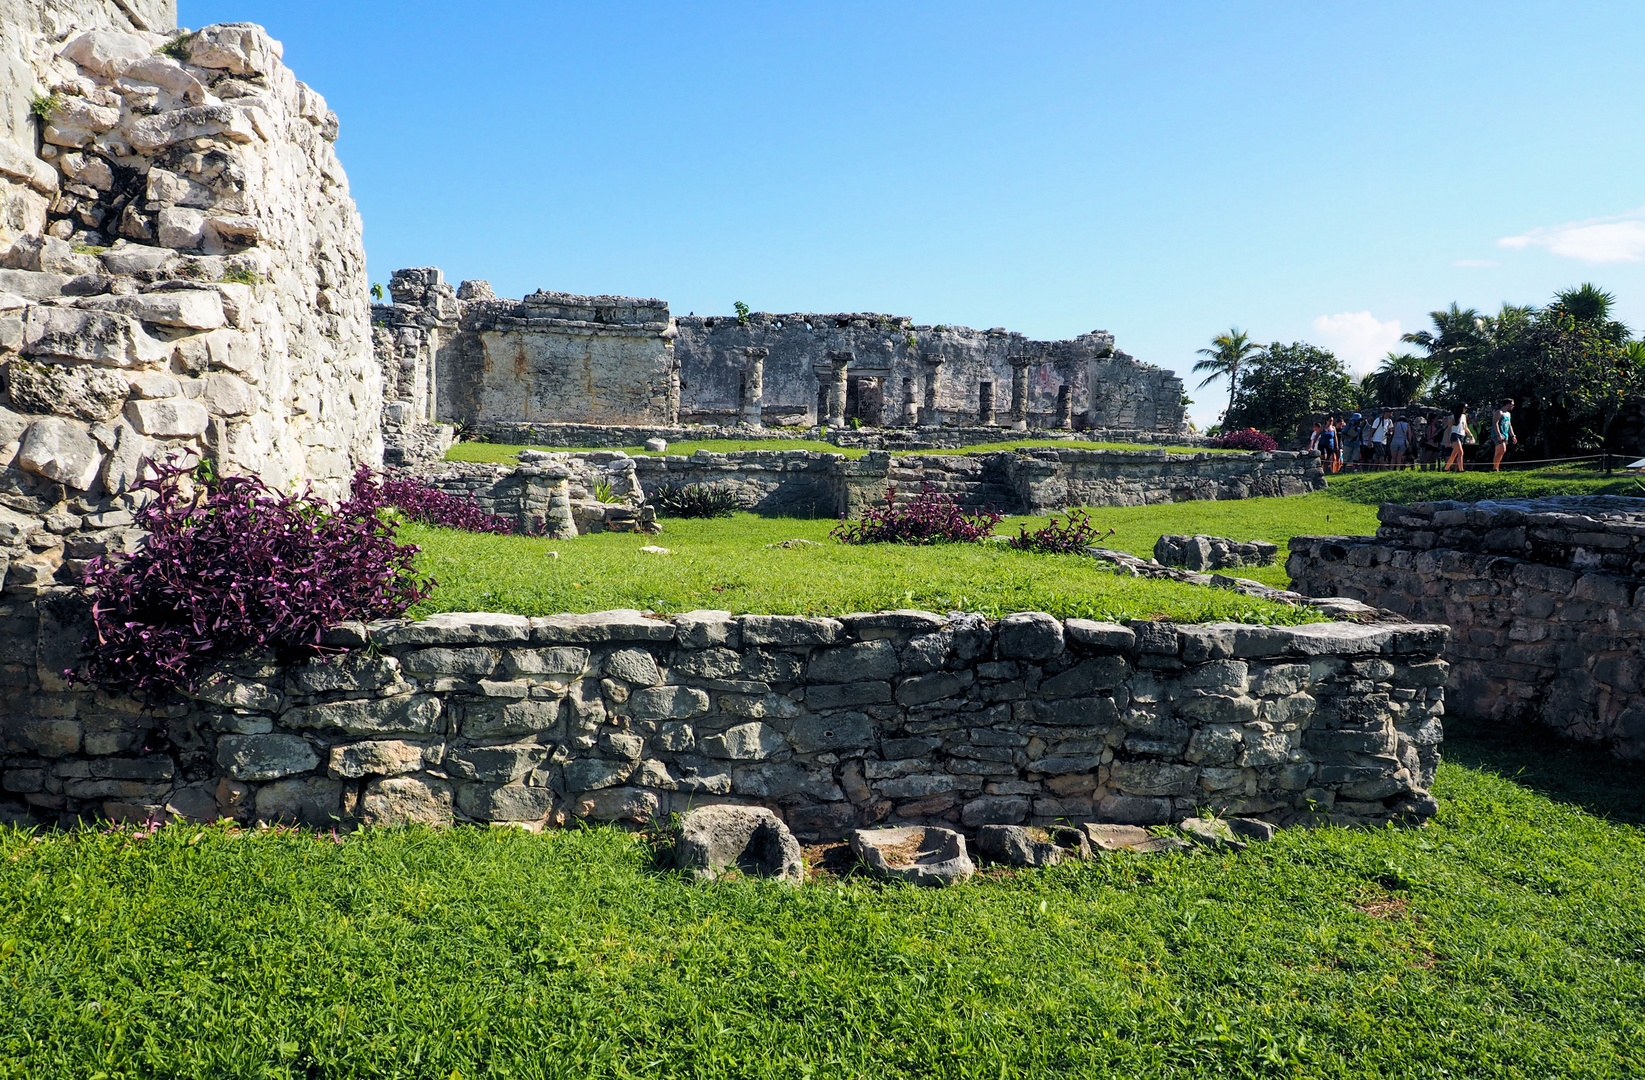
[
  {"left": 849, "top": 826, "right": 975, "bottom": 887},
  {"left": 1178, "top": 817, "right": 1248, "bottom": 852},
  {"left": 675, "top": 805, "right": 803, "bottom": 884},
  {"left": 976, "top": 824, "right": 1089, "bottom": 867},
  {"left": 1081, "top": 822, "right": 1190, "bottom": 855}
]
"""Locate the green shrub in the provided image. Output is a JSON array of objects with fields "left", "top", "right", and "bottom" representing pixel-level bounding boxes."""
[{"left": 651, "top": 482, "right": 743, "bottom": 518}]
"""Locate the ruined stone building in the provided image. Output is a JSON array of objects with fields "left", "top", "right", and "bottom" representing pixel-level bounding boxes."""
[{"left": 374, "top": 269, "right": 1187, "bottom": 446}]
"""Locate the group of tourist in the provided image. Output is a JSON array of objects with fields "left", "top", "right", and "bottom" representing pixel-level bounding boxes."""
[{"left": 1307, "top": 400, "right": 1517, "bottom": 473}]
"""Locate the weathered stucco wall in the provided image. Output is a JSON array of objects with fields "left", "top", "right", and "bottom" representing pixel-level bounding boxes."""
[
  {"left": 1288, "top": 496, "right": 1645, "bottom": 758},
  {"left": 671, "top": 311, "right": 1186, "bottom": 432},
  {"left": 433, "top": 289, "right": 678, "bottom": 429},
  {"left": 0, "top": 606, "right": 1447, "bottom": 833},
  {"left": 0, "top": 14, "right": 378, "bottom": 584}
]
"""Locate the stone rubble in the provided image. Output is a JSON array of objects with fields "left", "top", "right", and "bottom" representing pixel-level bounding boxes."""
[{"left": 1153, "top": 534, "right": 1280, "bottom": 572}]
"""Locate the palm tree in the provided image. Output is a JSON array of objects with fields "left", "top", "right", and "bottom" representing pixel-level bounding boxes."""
[
  {"left": 1552, "top": 283, "right": 1617, "bottom": 324},
  {"left": 1366, "top": 352, "right": 1438, "bottom": 407},
  {"left": 1193, "top": 328, "right": 1263, "bottom": 421},
  {"left": 1401, "top": 302, "right": 1485, "bottom": 361}
]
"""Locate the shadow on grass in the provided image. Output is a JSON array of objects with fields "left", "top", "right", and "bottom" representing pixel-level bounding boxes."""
[{"left": 1443, "top": 717, "right": 1645, "bottom": 825}]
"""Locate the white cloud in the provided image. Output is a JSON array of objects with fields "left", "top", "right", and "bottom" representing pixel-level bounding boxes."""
[
  {"left": 1310, "top": 311, "right": 1403, "bottom": 377},
  {"left": 1498, "top": 209, "right": 1645, "bottom": 263},
  {"left": 1452, "top": 258, "right": 1500, "bottom": 268}
]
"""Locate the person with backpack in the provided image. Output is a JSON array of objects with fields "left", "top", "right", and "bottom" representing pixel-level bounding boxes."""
[
  {"left": 1389, "top": 413, "right": 1412, "bottom": 468},
  {"left": 1341, "top": 413, "right": 1363, "bottom": 471},
  {"left": 1443, "top": 403, "right": 1473, "bottom": 472},
  {"left": 1489, "top": 398, "right": 1517, "bottom": 471},
  {"left": 1420, "top": 413, "right": 1445, "bottom": 469}
]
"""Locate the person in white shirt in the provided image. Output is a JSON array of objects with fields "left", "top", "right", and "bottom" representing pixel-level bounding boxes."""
[{"left": 1369, "top": 408, "right": 1394, "bottom": 465}]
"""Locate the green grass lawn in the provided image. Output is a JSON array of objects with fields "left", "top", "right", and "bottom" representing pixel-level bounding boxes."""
[
  {"left": 1323, "top": 465, "right": 1642, "bottom": 505},
  {"left": 403, "top": 513, "right": 1316, "bottom": 624},
  {"left": 445, "top": 437, "right": 1223, "bottom": 466},
  {"left": 2, "top": 723, "right": 1641, "bottom": 1078}
]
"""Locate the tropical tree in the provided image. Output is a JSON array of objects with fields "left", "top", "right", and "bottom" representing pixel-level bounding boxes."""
[
  {"left": 1363, "top": 352, "right": 1439, "bottom": 408},
  {"left": 1400, "top": 302, "right": 1485, "bottom": 366},
  {"left": 1193, "top": 328, "right": 1263, "bottom": 421},
  {"left": 1223, "top": 342, "right": 1357, "bottom": 441}
]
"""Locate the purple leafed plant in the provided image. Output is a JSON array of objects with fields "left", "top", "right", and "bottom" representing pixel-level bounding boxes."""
[
  {"left": 831, "top": 484, "right": 1003, "bottom": 545},
  {"left": 76, "top": 461, "right": 433, "bottom": 702},
  {"left": 1208, "top": 427, "right": 1278, "bottom": 452},
  {"left": 350, "top": 467, "right": 518, "bottom": 534},
  {"left": 1008, "top": 509, "right": 1113, "bottom": 554}
]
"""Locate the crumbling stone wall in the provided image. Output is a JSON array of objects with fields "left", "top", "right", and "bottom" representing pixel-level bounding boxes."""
[
  {"left": 671, "top": 311, "right": 1186, "bottom": 432},
  {"left": 0, "top": 607, "right": 1447, "bottom": 833},
  {"left": 432, "top": 287, "right": 678, "bottom": 429},
  {"left": 1288, "top": 496, "right": 1645, "bottom": 758},
  {"left": 0, "top": 13, "right": 379, "bottom": 588}
]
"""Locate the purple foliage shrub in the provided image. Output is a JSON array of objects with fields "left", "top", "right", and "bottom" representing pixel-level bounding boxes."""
[
  {"left": 350, "top": 467, "right": 518, "bottom": 534},
  {"left": 76, "top": 461, "right": 433, "bottom": 702},
  {"left": 831, "top": 484, "right": 1003, "bottom": 545},
  {"left": 1209, "top": 427, "right": 1279, "bottom": 452},
  {"left": 1007, "top": 509, "right": 1112, "bottom": 554}
]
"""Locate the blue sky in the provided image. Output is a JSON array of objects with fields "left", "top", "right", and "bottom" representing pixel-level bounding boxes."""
[{"left": 183, "top": 1, "right": 1645, "bottom": 427}]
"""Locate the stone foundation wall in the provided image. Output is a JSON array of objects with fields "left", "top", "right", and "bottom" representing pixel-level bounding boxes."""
[
  {"left": 464, "top": 422, "right": 1211, "bottom": 452},
  {"left": 1287, "top": 496, "right": 1645, "bottom": 758},
  {"left": 0, "top": 606, "right": 1448, "bottom": 834}
]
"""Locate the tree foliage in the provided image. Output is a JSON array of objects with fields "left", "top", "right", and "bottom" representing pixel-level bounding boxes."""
[
  {"left": 1222, "top": 342, "right": 1357, "bottom": 438},
  {"left": 1192, "top": 328, "right": 1263, "bottom": 420},
  {"left": 1403, "top": 284, "right": 1642, "bottom": 456}
]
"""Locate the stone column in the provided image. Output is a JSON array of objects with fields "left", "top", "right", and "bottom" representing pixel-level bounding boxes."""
[
  {"left": 740, "top": 347, "right": 767, "bottom": 427},
  {"left": 919, "top": 359, "right": 944, "bottom": 427},
  {"left": 1008, "top": 356, "right": 1031, "bottom": 431},
  {"left": 901, "top": 377, "right": 919, "bottom": 426},
  {"left": 1055, "top": 385, "right": 1073, "bottom": 430},
  {"left": 978, "top": 381, "right": 996, "bottom": 426},
  {"left": 826, "top": 351, "right": 851, "bottom": 427}
]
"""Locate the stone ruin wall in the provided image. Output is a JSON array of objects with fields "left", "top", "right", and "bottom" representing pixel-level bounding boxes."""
[
  {"left": 0, "top": 7, "right": 379, "bottom": 592},
  {"left": 370, "top": 266, "right": 1189, "bottom": 444},
  {"left": 671, "top": 311, "right": 1187, "bottom": 433},
  {"left": 0, "top": 606, "right": 1448, "bottom": 834},
  {"left": 1287, "top": 496, "right": 1645, "bottom": 759}
]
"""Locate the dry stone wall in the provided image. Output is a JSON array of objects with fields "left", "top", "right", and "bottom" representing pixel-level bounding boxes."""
[
  {"left": 0, "top": 13, "right": 379, "bottom": 599},
  {"left": 0, "top": 607, "right": 1448, "bottom": 834},
  {"left": 1288, "top": 496, "right": 1645, "bottom": 758}
]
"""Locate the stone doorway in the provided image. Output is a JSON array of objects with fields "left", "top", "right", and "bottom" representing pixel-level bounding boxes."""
[{"left": 846, "top": 376, "right": 885, "bottom": 427}]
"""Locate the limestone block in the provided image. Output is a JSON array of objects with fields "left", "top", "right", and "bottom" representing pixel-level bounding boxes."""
[
  {"left": 1178, "top": 817, "right": 1248, "bottom": 851},
  {"left": 125, "top": 397, "right": 208, "bottom": 437},
  {"left": 255, "top": 776, "right": 343, "bottom": 826},
  {"left": 0, "top": 269, "right": 69, "bottom": 298},
  {"left": 456, "top": 781, "right": 556, "bottom": 822},
  {"left": 674, "top": 804, "right": 803, "bottom": 883},
  {"left": 998, "top": 611, "right": 1064, "bottom": 660},
  {"left": 215, "top": 733, "right": 319, "bottom": 781},
  {"left": 82, "top": 290, "right": 226, "bottom": 330},
  {"left": 0, "top": 140, "right": 58, "bottom": 195},
  {"left": 701, "top": 721, "right": 787, "bottom": 760},
  {"left": 374, "top": 612, "right": 533, "bottom": 646},
  {"left": 807, "top": 639, "right": 899, "bottom": 682},
  {"left": 6, "top": 360, "right": 128, "bottom": 421},
  {"left": 737, "top": 614, "right": 842, "bottom": 647},
  {"left": 193, "top": 671, "right": 282, "bottom": 712},
  {"left": 327, "top": 740, "right": 426, "bottom": 780},
  {"left": 504, "top": 646, "right": 590, "bottom": 677},
  {"left": 23, "top": 306, "right": 170, "bottom": 367},
  {"left": 977, "top": 824, "right": 1089, "bottom": 867},
  {"left": 98, "top": 420, "right": 149, "bottom": 494},
  {"left": 156, "top": 207, "right": 207, "bottom": 249},
  {"left": 400, "top": 647, "right": 498, "bottom": 677},
  {"left": 127, "top": 105, "right": 258, "bottom": 154},
  {"left": 603, "top": 648, "right": 661, "bottom": 685},
  {"left": 1064, "top": 619, "right": 1136, "bottom": 651},
  {"left": 849, "top": 826, "right": 974, "bottom": 887},
  {"left": 572, "top": 786, "right": 659, "bottom": 823},
  {"left": 563, "top": 758, "right": 635, "bottom": 792},
  {"left": 119, "top": 56, "right": 208, "bottom": 103},
  {"left": 60, "top": 31, "right": 154, "bottom": 79},
  {"left": 461, "top": 698, "right": 563, "bottom": 740},
  {"left": 100, "top": 245, "right": 177, "bottom": 275},
  {"left": 49, "top": 96, "right": 121, "bottom": 135},
  {"left": 535, "top": 610, "right": 675, "bottom": 642},
  {"left": 284, "top": 695, "right": 443, "bottom": 737},
  {"left": 360, "top": 774, "right": 453, "bottom": 827},
  {"left": 17, "top": 418, "right": 104, "bottom": 490},
  {"left": 786, "top": 711, "right": 875, "bottom": 753},
  {"left": 629, "top": 685, "right": 709, "bottom": 722},
  {"left": 187, "top": 23, "right": 284, "bottom": 76},
  {"left": 444, "top": 743, "right": 549, "bottom": 784}
]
